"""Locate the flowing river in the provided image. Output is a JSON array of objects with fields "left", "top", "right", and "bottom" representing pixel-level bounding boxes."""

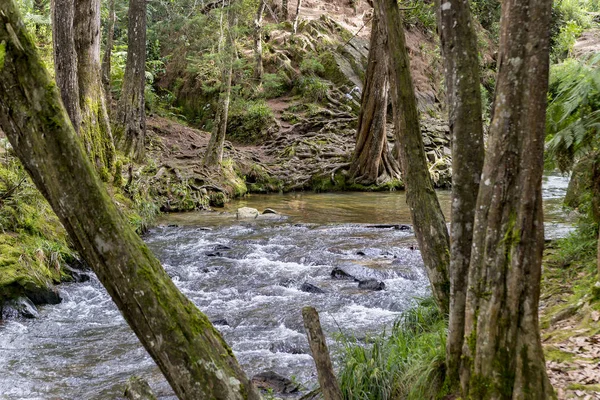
[{"left": 0, "top": 174, "right": 572, "bottom": 399}]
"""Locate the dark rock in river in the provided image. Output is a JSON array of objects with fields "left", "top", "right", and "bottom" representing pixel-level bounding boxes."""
[
  {"left": 124, "top": 376, "right": 157, "bottom": 400},
  {"left": 211, "top": 318, "right": 229, "bottom": 326},
  {"left": 262, "top": 208, "right": 278, "bottom": 214},
  {"left": 251, "top": 371, "right": 299, "bottom": 394},
  {"left": 358, "top": 279, "right": 386, "bottom": 291},
  {"left": 25, "top": 286, "right": 61, "bottom": 305},
  {"left": 63, "top": 264, "right": 91, "bottom": 283},
  {"left": 1, "top": 296, "right": 39, "bottom": 319},
  {"left": 205, "top": 251, "right": 223, "bottom": 257},
  {"left": 269, "top": 340, "right": 309, "bottom": 355},
  {"left": 214, "top": 244, "right": 231, "bottom": 251},
  {"left": 332, "top": 264, "right": 388, "bottom": 281},
  {"left": 331, "top": 266, "right": 356, "bottom": 280},
  {"left": 300, "top": 282, "right": 325, "bottom": 294}
]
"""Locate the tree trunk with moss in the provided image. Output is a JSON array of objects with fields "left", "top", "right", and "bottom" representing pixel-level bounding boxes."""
[
  {"left": 204, "top": 8, "right": 235, "bottom": 167},
  {"left": 253, "top": 0, "right": 266, "bottom": 83},
  {"left": 281, "top": 0, "right": 289, "bottom": 20},
  {"left": 0, "top": 4, "right": 261, "bottom": 399},
  {"left": 376, "top": 0, "right": 450, "bottom": 312},
  {"left": 73, "top": 0, "right": 115, "bottom": 177},
  {"left": 52, "top": 0, "right": 81, "bottom": 133},
  {"left": 101, "top": 0, "right": 116, "bottom": 98},
  {"left": 349, "top": 13, "right": 400, "bottom": 186},
  {"left": 292, "top": 0, "right": 302, "bottom": 34},
  {"left": 460, "top": 0, "right": 555, "bottom": 397},
  {"left": 116, "top": 0, "right": 147, "bottom": 161},
  {"left": 436, "top": 0, "right": 484, "bottom": 386}
]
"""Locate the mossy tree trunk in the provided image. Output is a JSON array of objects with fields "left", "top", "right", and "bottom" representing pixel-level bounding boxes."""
[
  {"left": 204, "top": 7, "right": 235, "bottom": 167},
  {"left": 376, "top": 0, "right": 450, "bottom": 312},
  {"left": 0, "top": 4, "right": 261, "bottom": 399},
  {"left": 253, "top": 0, "right": 266, "bottom": 83},
  {"left": 436, "top": 0, "right": 484, "bottom": 386},
  {"left": 460, "top": 0, "right": 555, "bottom": 397},
  {"left": 281, "top": 0, "right": 289, "bottom": 20},
  {"left": 349, "top": 12, "right": 400, "bottom": 186},
  {"left": 116, "top": 0, "right": 147, "bottom": 162},
  {"left": 51, "top": 0, "right": 81, "bottom": 133},
  {"left": 101, "top": 0, "right": 116, "bottom": 98},
  {"left": 292, "top": 0, "right": 302, "bottom": 34}
]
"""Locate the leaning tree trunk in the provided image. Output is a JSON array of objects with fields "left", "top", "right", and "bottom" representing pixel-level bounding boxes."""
[
  {"left": 101, "top": 0, "right": 116, "bottom": 98},
  {"left": 349, "top": 13, "right": 400, "bottom": 186},
  {"left": 292, "top": 0, "right": 302, "bottom": 34},
  {"left": 204, "top": 8, "right": 235, "bottom": 167},
  {"left": 116, "top": 0, "right": 147, "bottom": 162},
  {"left": 74, "top": 0, "right": 115, "bottom": 177},
  {"left": 460, "top": 0, "right": 555, "bottom": 398},
  {"left": 376, "top": 0, "right": 450, "bottom": 312},
  {"left": 436, "top": 0, "right": 485, "bottom": 387},
  {"left": 52, "top": 0, "right": 82, "bottom": 133},
  {"left": 0, "top": 4, "right": 261, "bottom": 399},
  {"left": 253, "top": 0, "right": 266, "bottom": 83}
]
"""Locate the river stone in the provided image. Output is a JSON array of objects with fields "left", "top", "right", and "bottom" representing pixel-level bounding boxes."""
[
  {"left": 237, "top": 207, "right": 259, "bottom": 219},
  {"left": 24, "top": 286, "right": 61, "bottom": 305},
  {"left": 331, "top": 266, "right": 356, "bottom": 281},
  {"left": 358, "top": 279, "right": 386, "bottom": 291},
  {"left": 300, "top": 282, "right": 325, "bottom": 294},
  {"left": 1, "top": 297, "right": 39, "bottom": 319},
  {"left": 211, "top": 318, "right": 229, "bottom": 326},
  {"left": 251, "top": 371, "right": 299, "bottom": 394},
  {"left": 331, "top": 264, "right": 388, "bottom": 281},
  {"left": 124, "top": 376, "right": 157, "bottom": 400},
  {"left": 262, "top": 208, "right": 278, "bottom": 214}
]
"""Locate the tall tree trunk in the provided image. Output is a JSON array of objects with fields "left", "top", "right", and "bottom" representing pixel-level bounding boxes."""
[
  {"left": 116, "top": 0, "right": 147, "bottom": 161},
  {"left": 52, "top": 0, "right": 82, "bottom": 133},
  {"left": 292, "top": 0, "right": 302, "bottom": 34},
  {"left": 281, "top": 0, "right": 288, "bottom": 20},
  {"left": 0, "top": 4, "right": 261, "bottom": 399},
  {"left": 74, "top": 0, "right": 115, "bottom": 177},
  {"left": 436, "top": 0, "right": 484, "bottom": 386},
  {"left": 376, "top": 0, "right": 450, "bottom": 312},
  {"left": 460, "top": 0, "right": 555, "bottom": 398},
  {"left": 102, "top": 0, "right": 116, "bottom": 98},
  {"left": 253, "top": 0, "right": 266, "bottom": 83},
  {"left": 204, "top": 7, "right": 235, "bottom": 167},
  {"left": 349, "top": 13, "right": 400, "bottom": 186}
]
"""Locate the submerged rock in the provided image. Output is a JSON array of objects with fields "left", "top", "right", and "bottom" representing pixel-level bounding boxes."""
[
  {"left": 237, "top": 207, "right": 260, "bottom": 219},
  {"left": 251, "top": 371, "right": 299, "bottom": 394},
  {"left": 331, "top": 266, "right": 356, "bottom": 281},
  {"left": 1, "top": 297, "right": 39, "bottom": 319},
  {"left": 211, "top": 318, "right": 229, "bottom": 326},
  {"left": 262, "top": 208, "right": 278, "bottom": 214},
  {"left": 124, "top": 376, "right": 157, "bottom": 400},
  {"left": 358, "top": 279, "right": 386, "bottom": 291},
  {"left": 300, "top": 282, "right": 325, "bottom": 294}
]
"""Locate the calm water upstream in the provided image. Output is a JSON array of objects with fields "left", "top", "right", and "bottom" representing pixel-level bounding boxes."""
[{"left": 0, "top": 174, "right": 572, "bottom": 399}]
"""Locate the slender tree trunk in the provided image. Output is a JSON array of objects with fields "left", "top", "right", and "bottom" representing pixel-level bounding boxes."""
[
  {"left": 0, "top": 4, "right": 261, "bottom": 399},
  {"left": 349, "top": 13, "right": 400, "bottom": 186},
  {"left": 591, "top": 156, "right": 600, "bottom": 280},
  {"left": 52, "top": 0, "right": 82, "bottom": 133},
  {"left": 102, "top": 0, "right": 116, "bottom": 98},
  {"left": 74, "top": 0, "right": 115, "bottom": 177},
  {"left": 281, "top": 0, "right": 288, "bottom": 20},
  {"left": 436, "top": 0, "right": 484, "bottom": 386},
  {"left": 116, "top": 0, "right": 147, "bottom": 161},
  {"left": 253, "top": 0, "right": 266, "bottom": 83},
  {"left": 376, "top": 0, "right": 450, "bottom": 312},
  {"left": 292, "top": 0, "right": 302, "bottom": 34},
  {"left": 460, "top": 0, "right": 555, "bottom": 398},
  {"left": 204, "top": 8, "right": 235, "bottom": 167}
]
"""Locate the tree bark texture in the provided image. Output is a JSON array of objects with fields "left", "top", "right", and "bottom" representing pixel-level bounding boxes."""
[
  {"left": 349, "top": 13, "right": 400, "bottom": 186},
  {"left": 116, "top": 0, "right": 147, "bottom": 162},
  {"left": 376, "top": 0, "right": 450, "bottom": 312},
  {"left": 73, "top": 0, "right": 115, "bottom": 176},
  {"left": 292, "top": 0, "right": 302, "bottom": 34},
  {"left": 253, "top": 0, "right": 265, "bottom": 82},
  {"left": 204, "top": 8, "right": 235, "bottom": 167},
  {"left": 436, "top": 0, "right": 485, "bottom": 386},
  {"left": 51, "top": 0, "right": 82, "bottom": 133},
  {"left": 302, "top": 307, "right": 343, "bottom": 400},
  {"left": 101, "top": 0, "right": 116, "bottom": 98},
  {"left": 461, "top": 0, "right": 555, "bottom": 398},
  {"left": 0, "top": 4, "right": 261, "bottom": 399},
  {"left": 281, "top": 0, "right": 289, "bottom": 20}
]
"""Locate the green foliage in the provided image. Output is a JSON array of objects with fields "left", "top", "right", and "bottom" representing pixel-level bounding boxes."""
[
  {"left": 546, "top": 54, "right": 600, "bottom": 171},
  {"left": 471, "top": 0, "right": 501, "bottom": 37},
  {"left": 550, "top": 0, "right": 593, "bottom": 62},
  {"left": 553, "top": 20, "right": 585, "bottom": 61},
  {"left": 299, "top": 56, "right": 325, "bottom": 76},
  {"left": 400, "top": 0, "right": 436, "bottom": 31},
  {"left": 262, "top": 72, "right": 292, "bottom": 98},
  {"left": 296, "top": 76, "right": 329, "bottom": 103},
  {"left": 227, "top": 99, "right": 275, "bottom": 143},
  {"left": 338, "top": 297, "right": 448, "bottom": 400}
]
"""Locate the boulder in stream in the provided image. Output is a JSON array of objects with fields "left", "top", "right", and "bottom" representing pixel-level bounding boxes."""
[
  {"left": 24, "top": 285, "right": 61, "bottom": 305},
  {"left": 262, "top": 208, "right": 278, "bottom": 214},
  {"left": 251, "top": 371, "right": 299, "bottom": 394},
  {"left": 124, "top": 376, "right": 157, "bottom": 400},
  {"left": 358, "top": 279, "right": 386, "bottom": 291},
  {"left": 1, "top": 296, "right": 39, "bottom": 319},
  {"left": 300, "top": 282, "right": 325, "bottom": 294},
  {"left": 237, "top": 207, "right": 260, "bottom": 219}
]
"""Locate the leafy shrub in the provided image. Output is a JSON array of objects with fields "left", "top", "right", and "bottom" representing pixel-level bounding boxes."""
[
  {"left": 296, "top": 76, "right": 329, "bottom": 103},
  {"left": 263, "top": 72, "right": 292, "bottom": 99},
  {"left": 401, "top": 0, "right": 436, "bottom": 31},
  {"left": 300, "top": 56, "right": 325, "bottom": 76},
  {"left": 227, "top": 99, "right": 276, "bottom": 143}
]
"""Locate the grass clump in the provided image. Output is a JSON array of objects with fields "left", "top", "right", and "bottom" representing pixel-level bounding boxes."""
[{"left": 337, "top": 297, "right": 448, "bottom": 400}]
